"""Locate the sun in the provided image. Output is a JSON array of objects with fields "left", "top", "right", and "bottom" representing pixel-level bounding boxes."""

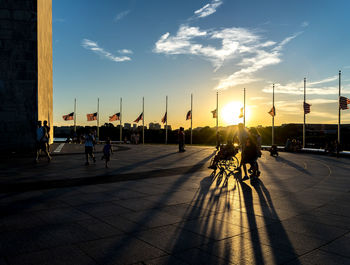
[{"left": 221, "top": 101, "right": 246, "bottom": 125}]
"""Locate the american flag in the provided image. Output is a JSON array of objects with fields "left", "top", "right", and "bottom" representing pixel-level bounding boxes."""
[
  {"left": 186, "top": 110, "right": 192, "bottom": 120},
  {"left": 211, "top": 109, "right": 217, "bottom": 118},
  {"left": 161, "top": 112, "right": 167, "bottom": 124},
  {"left": 87, "top": 112, "right": 97, "bottom": 121},
  {"left": 268, "top": 106, "right": 276, "bottom": 117},
  {"left": 239, "top": 107, "right": 244, "bottom": 118},
  {"left": 304, "top": 102, "right": 311, "bottom": 114},
  {"left": 62, "top": 112, "right": 74, "bottom": 121},
  {"left": 109, "top": 113, "right": 120, "bottom": 121},
  {"left": 340, "top": 96, "right": 350, "bottom": 110},
  {"left": 134, "top": 112, "right": 143, "bottom": 123}
]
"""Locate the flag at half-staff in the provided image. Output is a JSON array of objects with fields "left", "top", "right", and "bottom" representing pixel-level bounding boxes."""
[
  {"left": 186, "top": 110, "right": 192, "bottom": 120},
  {"left": 161, "top": 112, "right": 167, "bottom": 124},
  {"left": 340, "top": 96, "right": 350, "bottom": 110},
  {"left": 268, "top": 106, "right": 276, "bottom": 117},
  {"left": 239, "top": 107, "right": 244, "bottom": 118},
  {"left": 303, "top": 102, "right": 311, "bottom": 114},
  {"left": 62, "top": 112, "right": 74, "bottom": 121},
  {"left": 109, "top": 113, "right": 120, "bottom": 121},
  {"left": 211, "top": 109, "right": 217, "bottom": 118},
  {"left": 134, "top": 112, "right": 143, "bottom": 123},
  {"left": 87, "top": 112, "right": 97, "bottom": 121}
]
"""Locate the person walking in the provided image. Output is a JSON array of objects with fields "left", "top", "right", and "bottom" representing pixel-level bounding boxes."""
[
  {"left": 84, "top": 130, "right": 96, "bottom": 165},
  {"left": 101, "top": 138, "right": 113, "bottom": 168},
  {"left": 35, "top": 121, "right": 51, "bottom": 163},
  {"left": 234, "top": 123, "right": 249, "bottom": 180},
  {"left": 178, "top": 127, "right": 186, "bottom": 152},
  {"left": 241, "top": 137, "right": 259, "bottom": 181},
  {"left": 43, "top": 120, "right": 50, "bottom": 152},
  {"left": 249, "top": 127, "right": 261, "bottom": 177}
]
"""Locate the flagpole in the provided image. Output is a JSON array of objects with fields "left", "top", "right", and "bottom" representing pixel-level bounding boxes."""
[
  {"left": 338, "top": 70, "right": 341, "bottom": 145},
  {"left": 303, "top": 78, "right": 306, "bottom": 148},
  {"left": 165, "top": 95, "right": 168, "bottom": 144},
  {"left": 190, "top": 93, "right": 193, "bottom": 145},
  {"left": 142, "top": 97, "right": 145, "bottom": 145},
  {"left": 272, "top": 84, "right": 275, "bottom": 146},
  {"left": 243, "top": 88, "right": 246, "bottom": 127},
  {"left": 216, "top": 91, "right": 218, "bottom": 146},
  {"left": 120, "top": 97, "right": 122, "bottom": 142},
  {"left": 97, "top": 98, "right": 99, "bottom": 141},
  {"left": 74, "top": 98, "right": 76, "bottom": 133}
]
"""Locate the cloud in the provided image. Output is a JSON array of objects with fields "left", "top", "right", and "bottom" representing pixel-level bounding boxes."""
[
  {"left": 194, "top": 0, "right": 223, "bottom": 18},
  {"left": 154, "top": 24, "right": 281, "bottom": 72},
  {"left": 82, "top": 39, "right": 131, "bottom": 62},
  {"left": 262, "top": 76, "right": 350, "bottom": 95},
  {"left": 301, "top": 21, "right": 309, "bottom": 27},
  {"left": 215, "top": 33, "right": 299, "bottom": 89},
  {"left": 118, "top": 49, "right": 133, "bottom": 54},
  {"left": 260, "top": 99, "right": 339, "bottom": 116},
  {"left": 154, "top": 1, "right": 301, "bottom": 90},
  {"left": 309, "top": 111, "right": 337, "bottom": 119},
  {"left": 306, "top": 99, "right": 338, "bottom": 104},
  {"left": 263, "top": 99, "right": 337, "bottom": 106},
  {"left": 53, "top": 18, "right": 66, "bottom": 23},
  {"left": 114, "top": 10, "right": 130, "bottom": 22},
  {"left": 250, "top": 96, "right": 267, "bottom": 101},
  {"left": 308, "top": 76, "right": 337, "bottom": 86}
]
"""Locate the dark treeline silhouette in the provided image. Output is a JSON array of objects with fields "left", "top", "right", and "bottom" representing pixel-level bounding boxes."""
[{"left": 54, "top": 123, "right": 350, "bottom": 150}]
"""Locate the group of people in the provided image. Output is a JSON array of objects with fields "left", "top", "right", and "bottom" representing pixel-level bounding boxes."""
[
  {"left": 209, "top": 123, "right": 262, "bottom": 181},
  {"left": 285, "top": 138, "right": 302, "bottom": 152},
  {"left": 36, "top": 125, "right": 113, "bottom": 168},
  {"left": 130, "top": 133, "right": 141, "bottom": 144},
  {"left": 83, "top": 130, "right": 113, "bottom": 168},
  {"left": 35, "top": 120, "right": 51, "bottom": 163}
]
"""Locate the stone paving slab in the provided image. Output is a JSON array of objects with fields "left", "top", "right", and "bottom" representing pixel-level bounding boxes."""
[{"left": 0, "top": 145, "right": 350, "bottom": 264}]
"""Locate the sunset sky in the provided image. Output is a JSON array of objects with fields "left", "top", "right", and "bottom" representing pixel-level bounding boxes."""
[{"left": 53, "top": 0, "right": 350, "bottom": 129}]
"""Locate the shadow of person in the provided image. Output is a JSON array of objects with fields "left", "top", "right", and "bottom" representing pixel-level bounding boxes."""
[
  {"left": 274, "top": 155, "right": 310, "bottom": 175},
  {"left": 245, "top": 179, "right": 300, "bottom": 264}
]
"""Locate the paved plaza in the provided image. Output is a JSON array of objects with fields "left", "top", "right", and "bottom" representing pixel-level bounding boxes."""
[{"left": 0, "top": 144, "right": 349, "bottom": 265}]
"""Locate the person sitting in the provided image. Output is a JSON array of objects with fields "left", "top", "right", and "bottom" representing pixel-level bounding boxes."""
[
  {"left": 270, "top": 144, "right": 279, "bottom": 157},
  {"left": 208, "top": 141, "right": 236, "bottom": 169}
]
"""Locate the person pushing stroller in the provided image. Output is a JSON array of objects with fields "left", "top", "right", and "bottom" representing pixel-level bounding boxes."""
[{"left": 241, "top": 137, "right": 259, "bottom": 180}]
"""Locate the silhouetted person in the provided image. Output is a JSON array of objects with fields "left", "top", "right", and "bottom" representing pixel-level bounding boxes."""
[
  {"left": 336, "top": 140, "right": 340, "bottom": 158},
  {"left": 136, "top": 133, "right": 140, "bottom": 144},
  {"left": 216, "top": 131, "right": 223, "bottom": 149},
  {"left": 209, "top": 140, "right": 236, "bottom": 169},
  {"left": 241, "top": 137, "right": 258, "bottom": 180},
  {"left": 285, "top": 138, "right": 291, "bottom": 151},
  {"left": 43, "top": 120, "right": 50, "bottom": 152},
  {"left": 35, "top": 120, "right": 51, "bottom": 163},
  {"left": 270, "top": 144, "right": 278, "bottom": 157},
  {"left": 249, "top": 128, "right": 261, "bottom": 177},
  {"left": 235, "top": 123, "right": 249, "bottom": 179},
  {"left": 178, "top": 127, "right": 185, "bottom": 152},
  {"left": 84, "top": 130, "right": 96, "bottom": 165},
  {"left": 101, "top": 138, "right": 113, "bottom": 168}
]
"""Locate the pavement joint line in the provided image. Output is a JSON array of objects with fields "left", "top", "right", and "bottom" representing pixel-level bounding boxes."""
[
  {"left": 53, "top": 143, "right": 65, "bottom": 153},
  {"left": 285, "top": 230, "right": 350, "bottom": 262}
]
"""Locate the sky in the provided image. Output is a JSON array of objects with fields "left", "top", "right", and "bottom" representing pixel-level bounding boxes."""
[{"left": 53, "top": 0, "right": 350, "bottom": 129}]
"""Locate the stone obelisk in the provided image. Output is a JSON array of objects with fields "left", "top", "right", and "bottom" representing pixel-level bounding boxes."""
[{"left": 0, "top": 0, "right": 53, "bottom": 152}]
